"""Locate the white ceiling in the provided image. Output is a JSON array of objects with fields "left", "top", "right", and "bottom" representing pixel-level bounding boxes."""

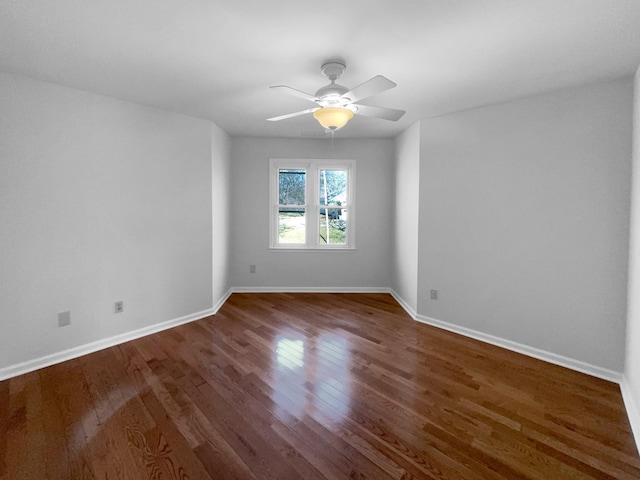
[{"left": 2, "top": 0, "right": 640, "bottom": 138}]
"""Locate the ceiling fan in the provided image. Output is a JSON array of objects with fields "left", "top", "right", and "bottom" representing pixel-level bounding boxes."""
[{"left": 267, "top": 62, "right": 405, "bottom": 131}]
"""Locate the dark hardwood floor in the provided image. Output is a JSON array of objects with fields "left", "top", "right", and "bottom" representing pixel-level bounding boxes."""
[{"left": 1, "top": 292, "right": 639, "bottom": 479}]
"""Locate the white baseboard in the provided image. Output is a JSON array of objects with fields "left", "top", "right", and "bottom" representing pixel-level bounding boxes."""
[
  {"left": 411, "top": 312, "right": 622, "bottom": 383},
  {"left": 213, "top": 288, "right": 233, "bottom": 312},
  {"left": 389, "top": 290, "right": 418, "bottom": 319},
  {"left": 0, "top": 288, "right": 235, "bottom": 381},
  {"left": 387, "top": 291, "right": 622, "bottom": 384},
  {"left": 0, "top": 301, "right": 227, "bottom": 382},
  {"left": 620, "top": 376, "right": 640, "bottom": 454},
  {"left": 230, "top": 286, "right": 391, "bottom": 294}
]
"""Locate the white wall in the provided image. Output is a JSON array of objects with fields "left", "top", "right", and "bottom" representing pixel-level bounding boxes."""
[
  {"left": 0, "top": 72, "right": 227, "bottom": 374},
  {"left": 624, "top": 66, "right": 640, "bottom": 446},
  {"left": 392, "top": 122, "right": 421, "bottom": 313},
  {"left": 417, "top": 78, "right": 633, "bottom": 373},
  {"left": 211, "top": 124, "right": 231, "bottom": 306},
  {"left": 229, "top": 137, "right": 394, "bottom": 289}
]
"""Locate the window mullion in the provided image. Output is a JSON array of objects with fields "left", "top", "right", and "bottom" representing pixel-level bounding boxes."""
[{"left": 307, "top": 164, "right": 318, "bottom": 248}]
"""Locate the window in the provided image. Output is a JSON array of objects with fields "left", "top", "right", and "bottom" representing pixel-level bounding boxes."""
[{"left": 270, "top": 159, "right": 355, "bottom": 249}]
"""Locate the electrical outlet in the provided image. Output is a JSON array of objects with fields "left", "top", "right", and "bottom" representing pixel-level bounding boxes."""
[
  {"left": 430, "top": 289, "right": 438, "bottom": 300},
  {"left": 250, "top": 264, "right": 256, "bottom": 274},
  {"left": 58, "top": 311, "right": 71, "bottom": 327},
  {"left": 114, "top": 301, "right": 124, "bottom": 313}
]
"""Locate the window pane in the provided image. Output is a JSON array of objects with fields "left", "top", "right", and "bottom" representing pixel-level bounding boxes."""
[
  {"left": 319, "top": 208, "right": 346, "bottom": 245},
  {"left": 279, "top": 208, "right": 306, "bottom": 244},
  {"left": 279, "top": 169, "right": 306, "bottom": 205},
  {"left": 319, "top": 169, "right": 347, "bottom": 207}
]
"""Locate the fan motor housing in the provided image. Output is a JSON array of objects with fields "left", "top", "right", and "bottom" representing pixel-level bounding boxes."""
[{"left": 315, "top": 83, "right": 349, "bottom": 102}]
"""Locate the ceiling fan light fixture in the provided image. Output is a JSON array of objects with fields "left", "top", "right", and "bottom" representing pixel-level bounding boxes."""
[
  {"left": 268, "top": 62, "right": 404, "bottom": 130},
  {"left": 313, "top": 107, "right": 355, "bottom": 131}
]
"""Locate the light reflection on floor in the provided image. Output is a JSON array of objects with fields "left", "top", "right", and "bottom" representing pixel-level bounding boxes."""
[
  {"left": 315, "top": 334, "right": 351, "bottom": 420},
  {"left": 276, "top": 337, "right": 305, "bottom": 370},
  {"left": 273, "top": 333, "right": 352, "bottom": 422}
]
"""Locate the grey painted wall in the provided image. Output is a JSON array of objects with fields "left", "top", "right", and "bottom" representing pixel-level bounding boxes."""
[
  {"left": 0, "top": 72, "right": 228, "bottom": 370},
  {"left": 392, "top": 122, "right": 421, "bottom": 313},
  {"left": 211, "top": 124, "right": 231, "bottom": 305},
  {"left": 416, "top": 78, "right": 633, "bottom": 371},
  {"left": 229, "top": 137, "right": 394, "bottom": 289},
  {"left": 625, "top": 66, "right": 640, "bottom": 440}
]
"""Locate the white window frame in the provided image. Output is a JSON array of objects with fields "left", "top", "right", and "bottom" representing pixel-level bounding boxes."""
[{"left": 269, "top": 158, "right": 356, "bottom": 250}]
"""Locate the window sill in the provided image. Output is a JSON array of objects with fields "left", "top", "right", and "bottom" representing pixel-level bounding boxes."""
[{"left": 269, "top": 247, "right": 357, "bottom": 253}]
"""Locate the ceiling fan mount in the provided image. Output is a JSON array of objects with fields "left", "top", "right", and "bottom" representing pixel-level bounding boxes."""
[
  {"left": 267, "top": 61, "right": 405, "bottom": 131},
  {"left": 315, "top": 62, "right": 350, "bottom": 103},
  {"left": 320, "top": 62, "right": 346, "bottom": 81}
]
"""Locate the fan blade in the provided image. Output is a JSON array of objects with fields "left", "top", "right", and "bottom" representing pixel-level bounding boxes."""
[
  {"left": 342, "top": 75, "right": 396, "bottom": 103},
  {"left": 270, "top": 85, "right": 320, "bottom": 104},
  {"left": 267, "top": 108, "right": 318, "bottom": 122},
  {"left": 353, "top": 104, "right": 405, "bottom": 121}
]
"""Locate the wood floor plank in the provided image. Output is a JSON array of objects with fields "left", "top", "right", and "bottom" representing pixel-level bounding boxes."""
[
  {"left": 0, "top": 380, "right": 8, "bottom": 479},
  {"left": 239, "top": 372, "right": 389, "bottom": 479},
  {"left": 2, "top": 293, "right": 639, "bottom": 479},
  {"left": 6, "top": 373, "right": 52, "bottom": 480}
]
